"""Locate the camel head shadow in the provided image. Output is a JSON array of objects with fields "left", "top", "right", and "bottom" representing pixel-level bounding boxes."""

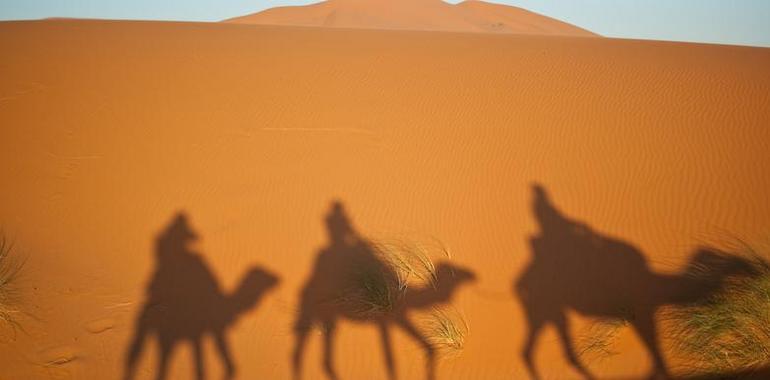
[
  {"left": 228, "top": 267, "right": 280, "bottom": 318},
  {"left": 124, "top": 211, "right": 280, "bottom": 380},
  {"left": 515, "top": 184, "right": 755, "bottom": 380},
  {"left": 292, "top": 201, "right": 476, "bottom": 380}
]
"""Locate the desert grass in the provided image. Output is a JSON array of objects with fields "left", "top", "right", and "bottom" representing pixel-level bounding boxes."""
[
  {"left": 336, "top": 238, "right": 449, "bottom": 318},
  {"left": 0, "top": 234, "right": 23, "bottom": 330},
  {"left": 336, "top": 266, "right": 402, "bottom": 317},
  {"left": 666, "top": 239, "right": 770, "bottom": 375},
  {"left": 371, "top": 238, "right": 449, "bottom": 289},
  {"left": 423, "top": 308, "right": 468, "bottom": 356},
  {"left": 374, "top": 239, "right": 468, "bottom": 355},
  {"left": 333, "top": 237, "right": 468, "bottom": 354},
  {"left": 577, "top": 317, "right": 628, "bottom": 364}
]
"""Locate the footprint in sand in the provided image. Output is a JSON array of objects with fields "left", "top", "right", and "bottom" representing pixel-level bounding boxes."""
[
  {"left": 40, "top": 345, "right": 79, "bottom": 367},
  {"left": 84, "top": 318, "right": 116, "bottom": 334}
]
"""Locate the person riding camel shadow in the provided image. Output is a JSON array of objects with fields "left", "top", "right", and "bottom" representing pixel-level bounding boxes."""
[
  {"left": 515, "top": 184, "right": 755, "bottom": 380},
  {"left": 292, "top": 201, "right": 476, "bottom": 380},
  {"left": 124, "top": 212, "right": 279, "bottom": 380}
]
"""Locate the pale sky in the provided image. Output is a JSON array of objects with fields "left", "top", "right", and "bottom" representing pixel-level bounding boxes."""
[{"left": 1, "top": 0, "right": 769, "bottom": 48}]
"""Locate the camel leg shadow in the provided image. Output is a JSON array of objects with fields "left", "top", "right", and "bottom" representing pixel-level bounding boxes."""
[
  {"left": 192, "top": 338, "right": 204, "bottom": 380},
  {"left": 214, "top": 330, "right": 236, "bottom": 379},
  {"left": 522, "top": 317, "right": 544, "bottom": 380},
  {"left": 521, "top": 312, "right": 595, "bottom": 380},
  {"left": 322, "top": 320, "right": 340, "bottom": 380},
  {"left": 553, "top": 313, "right": 594, "bottom": 380},
  {"left": 291, "top": 321, "right": 311, "bottom": 380},
  {"left": 630, "top": 308, "right": 669, "bottom": 380},
  {"left": 124, "top": 308, "right": 151, "bottom": 380},
  {"left": 379, "top": 321, "right": 397, "bottom": 380},
  {"left": 394, "top": 315, "right": 436, "bottom": 380},
  {"left": 156, "top": 340, "right": 176, "bottom": 380}
]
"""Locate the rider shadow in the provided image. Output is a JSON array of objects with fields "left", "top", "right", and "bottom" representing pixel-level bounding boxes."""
[
  {"left": 123, "top": 212, "right": 280, "bottom": 380},
  {"left": 515, "top": 184, "right": 756, "bottom": 380},
  {"left": 292, "top": 201, "right": 477, "bottom": 380}
]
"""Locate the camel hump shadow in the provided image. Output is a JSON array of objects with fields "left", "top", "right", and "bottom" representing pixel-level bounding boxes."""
[
  {"left": 124, "top": 212, "right": 280, "bottom": 380},
  {"left": 515, "top": 184, "right": 755, "bottom": 380},
  {"left": 292, "top": 201, "right": 476, "bottom": 380}
]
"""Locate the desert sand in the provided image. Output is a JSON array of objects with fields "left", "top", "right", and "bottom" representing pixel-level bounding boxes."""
[{"left": 0, "top": 14, "right": 769, "bottom": 380}]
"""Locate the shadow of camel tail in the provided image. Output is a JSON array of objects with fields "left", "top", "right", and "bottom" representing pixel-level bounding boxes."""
[{"left": 651, "top": 247, "right": 759, "bottom": 306}]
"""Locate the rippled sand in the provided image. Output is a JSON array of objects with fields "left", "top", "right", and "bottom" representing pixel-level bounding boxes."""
[{"left": 0, "top": 19, "right": 769, "bottom": 379}]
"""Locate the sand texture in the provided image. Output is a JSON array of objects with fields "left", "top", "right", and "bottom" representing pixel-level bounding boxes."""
[{"left": 0, "top": 19, "right": 769, "bottom": 379}]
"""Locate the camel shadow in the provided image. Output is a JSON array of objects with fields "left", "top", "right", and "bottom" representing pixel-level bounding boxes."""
[
  {"left": 124, "top": 212, "right": 280, "bottom": 380},
  {"left": 514, "top": 184, "right": 756, "bottom": 380},
  {"left": 292, "top": 201, "right": 476, "bottom": 380}
]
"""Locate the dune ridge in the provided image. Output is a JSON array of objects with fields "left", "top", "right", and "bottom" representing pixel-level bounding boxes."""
[{"left": 223, "top": 0, "right": 598, "bottom": 36}]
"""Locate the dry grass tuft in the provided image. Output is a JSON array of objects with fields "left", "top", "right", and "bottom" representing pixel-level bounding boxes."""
[
  {"left": 331, "top": 237, "right": 468, "bottom": 356},
  {"left": 371, "top": 238, "right": 446, "bottom": 290},
  {"left": 666, "top": 239, "right": 770, "bottom": 374},
  {"left": 335, "top": 265, "right": 402, "bottom": 318},
  {"left": 423, "top": 308, "right": 469, "bottom": 356},
  {"left": 333, "top": 237, "right": 446, "bottom": 318},
  {"left": 0, "top": 234, "right": 24, "bottom": 330},
  {"left": 577, "top": 317, "right": 628, "bottom": 363}
]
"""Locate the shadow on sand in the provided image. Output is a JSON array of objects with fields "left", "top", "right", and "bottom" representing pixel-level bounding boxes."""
[
  {"left": 515, "top": 184, "right": 756, "bottom": 380},
  {"left": 674, "top": 366, "right": 770, "bottom": 380},
  {"left": 292, "top": 201, "right": 476, "bottom": 380},
  {"left": 124, "top": 212, "right": 280, "bottom": 380}
]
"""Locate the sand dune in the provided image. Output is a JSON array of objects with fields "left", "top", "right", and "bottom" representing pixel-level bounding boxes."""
[
  {"left": 0, "top": 18, "right": 769, "bottom": 380},
  {"left": 224, "top": 0, "right": 598, "bottom": 36}
]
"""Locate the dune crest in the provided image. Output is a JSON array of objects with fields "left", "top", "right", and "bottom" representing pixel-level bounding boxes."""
[{"left": 223, "top": 0, "right": 598, "bottom": 36}]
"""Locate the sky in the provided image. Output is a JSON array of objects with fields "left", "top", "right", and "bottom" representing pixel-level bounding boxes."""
[{"left": 1, "top": 0, "right": 769, "bottom": 48}]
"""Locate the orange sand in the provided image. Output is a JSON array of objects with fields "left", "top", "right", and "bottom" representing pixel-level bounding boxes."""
[
  {"left": 0, "top": 18, "right": 769, "bottom": 380},
  {"left": 224, "top": 0, "right": 597, "bottom": 36}
]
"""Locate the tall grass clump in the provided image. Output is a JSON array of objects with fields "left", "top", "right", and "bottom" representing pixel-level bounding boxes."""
[
  {"left": 335, "top": 238, "right": 447, "bottom": 318},
  {"left": 423, "top": 308, "right": 468, "bottom": 356},
  {"left": 371, "top": 238, "right": 447, "bottom": 290},
  {"left": 337, "top": 265, "right": 402, "bottom": 318},
  {"left": 372, "top": 239, "right": 470, "bottom": 355},
  {"left": 667, "top": 239, "right": 770, "bottom": 374},
  {"left": 0, "top": 234, "right": 24, "bottom": 330},
  {"left": 332, "top": 236, "right": 470, "bottom": 354}
]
